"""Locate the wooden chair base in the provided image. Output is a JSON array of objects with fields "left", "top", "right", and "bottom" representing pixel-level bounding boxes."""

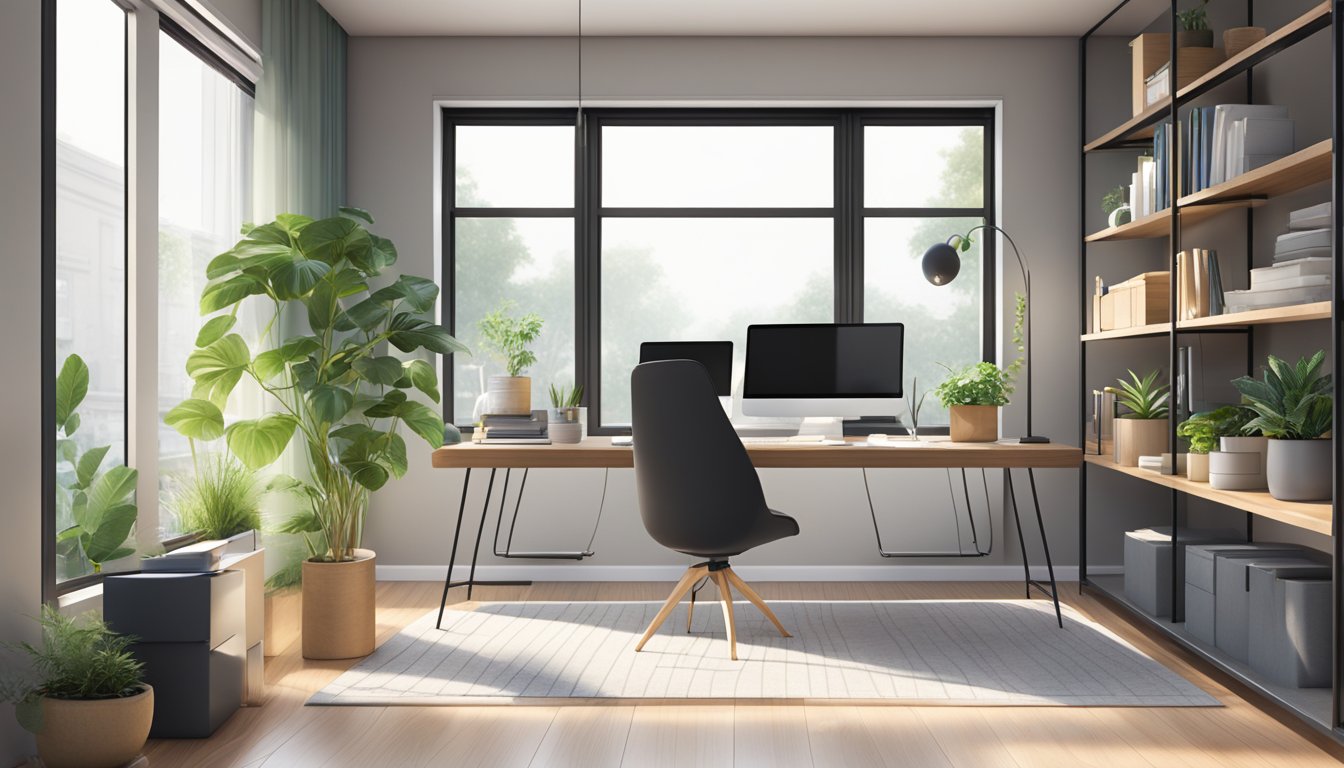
[{"left": 634, "top": 563, "right": 790, "bottom": 660}]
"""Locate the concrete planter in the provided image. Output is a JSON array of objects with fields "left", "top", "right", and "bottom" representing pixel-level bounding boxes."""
[
  {"left": 1266, "top": 438, "right": 1332, "bottom": 502},
  {"left": 302, "top": 549, "right": 376, "bottom": 659},
  {"left": 948, "top": 405, "right": 998, "bottom": 442},
  {"left": 36, "top": 685, "right": 153, "bottom": 768}
]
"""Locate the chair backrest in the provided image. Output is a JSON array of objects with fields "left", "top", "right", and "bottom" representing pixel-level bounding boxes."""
[{"left": 630, "top": 360, "right": 769, "bottom": 554}]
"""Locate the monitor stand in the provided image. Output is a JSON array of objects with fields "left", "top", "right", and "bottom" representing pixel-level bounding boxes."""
[{"left": 795, "top": 416, "right": 843, "bottom": 438}]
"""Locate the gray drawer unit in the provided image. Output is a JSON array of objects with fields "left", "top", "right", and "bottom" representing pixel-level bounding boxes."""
[
  {"left": 1248, "top": 563, "right": 1333, "bottom": 688},
  {"left": 1214, "top": 554, "right": 1326, "bottom": 662},
  {"left": 1124, "top": 527, "right": 1241, "bottom": 617},
  {"left": 1183, "top": 544, "right": 1303, "bottom": 647},
  {"left": 104, "top": 570, "right": 246, "bottom": 738}
]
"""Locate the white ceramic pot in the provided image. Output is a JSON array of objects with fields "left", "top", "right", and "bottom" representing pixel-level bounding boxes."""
[
  {"left": 1186, "top": 452, "right": 1209, "bottom": 482},
  {"left": 549, "top": 421, "right": 583, "bottom": 444},
  {"left": 1266, "top": 438, "right": 1332, "bottom": 501},
  {"left": 1209, "top": 450, "right": 1266, "bottom": 490},
  {"left": 1220, "top": 436, "right": 1268, "bottom": 474}
]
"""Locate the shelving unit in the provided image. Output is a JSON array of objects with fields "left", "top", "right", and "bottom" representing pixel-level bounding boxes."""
[{"left": 1079, "top": 0, "right": 1343, "bottom": 740}]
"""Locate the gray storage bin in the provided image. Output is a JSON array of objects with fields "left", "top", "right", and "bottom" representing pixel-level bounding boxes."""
[
  {"left": 1124, "top": 527, "right": 1241, "bottom": 617},
  {"left": 1249, "top": 563, "right": 1332, "bottom": 688},
  {"left": 1215, "top": 554, "right": 1325, "bottom": 662},
  {"left": 1184, "top": 544, "right": 1303, "bottom": 647}
]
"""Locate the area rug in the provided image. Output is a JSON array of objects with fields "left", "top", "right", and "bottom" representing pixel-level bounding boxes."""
[{"left": 309, "top": 600, "right": 1217, "bottom": 707}]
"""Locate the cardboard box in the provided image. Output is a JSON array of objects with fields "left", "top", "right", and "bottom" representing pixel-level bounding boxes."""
[
  {"left": 1099, "top": 271, "right": 1170, "bottom": 331},
  {"left": 1131, "top": 34, "right": 1226, "bottom": 115}
]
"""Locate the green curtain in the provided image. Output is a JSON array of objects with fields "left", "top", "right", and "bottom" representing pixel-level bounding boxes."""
[{"left": 254, "top": 0, "right": 346, "bottom": 221}]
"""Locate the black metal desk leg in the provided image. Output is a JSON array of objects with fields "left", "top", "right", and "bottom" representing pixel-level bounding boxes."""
[
  {"left": 437, "top": 467, "right": 473, "bottom": 629},
  {"left": 1006, "top": 468, "right": 1064, "bottom": 628},
  {"left": 1005, "top": 469, "right": 1032, "bottom": 598},
  {"left": 464, "top": 468, "right": 497, "bottom": 601}
]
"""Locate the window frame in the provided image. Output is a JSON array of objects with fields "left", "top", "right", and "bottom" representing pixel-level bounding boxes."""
[{"left": 440, "top": 106, "right": 995, "bottom": 436}]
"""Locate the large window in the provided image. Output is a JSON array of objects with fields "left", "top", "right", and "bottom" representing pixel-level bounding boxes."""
[
  {"left": 444, "top": 109, "right": 993, "bottom": 432},
  {"left": 157, "top": 22, "right": 255, "bottom": 537},
  {"left": 51, "top": 0, "right": 128, "bottom": 584}
]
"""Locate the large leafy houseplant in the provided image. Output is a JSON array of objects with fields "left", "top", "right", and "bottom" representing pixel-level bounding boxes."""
[
  {"left": 163, "top": 208, "right": 466, "bottom": 564},
  {"left": 1231, "top": 352, "right": 1333, "bottom": 501},
  {"left": 55, "top": 354, "right": 138, "bottom": 574}
]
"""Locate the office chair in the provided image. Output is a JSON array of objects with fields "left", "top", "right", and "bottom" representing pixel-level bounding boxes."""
[{"left": 630, "top": 359, "right": 799, "bottom": 660}]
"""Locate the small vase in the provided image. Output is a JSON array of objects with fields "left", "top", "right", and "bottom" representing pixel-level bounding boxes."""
[{"left": 487, "top": 375, "right": 531, "bottom": 416}]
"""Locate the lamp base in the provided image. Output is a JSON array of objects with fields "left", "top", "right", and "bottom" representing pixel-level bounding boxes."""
[{"left": 1018, "top": 435, "right": 1051, "bottom": 444}]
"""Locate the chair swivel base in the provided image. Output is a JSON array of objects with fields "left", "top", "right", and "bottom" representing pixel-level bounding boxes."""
[{"left": 634, "top": 560, "right": 790, "bottom": 660}]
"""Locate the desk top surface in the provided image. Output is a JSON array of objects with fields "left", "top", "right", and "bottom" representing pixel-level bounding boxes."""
[{"left": 431, "top": 436, "right": 1082, "bottom": 470}]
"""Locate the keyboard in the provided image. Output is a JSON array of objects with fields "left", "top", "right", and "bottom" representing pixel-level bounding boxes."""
[{"left": 741, "top": 435, "right": 847, "bottom": 446}]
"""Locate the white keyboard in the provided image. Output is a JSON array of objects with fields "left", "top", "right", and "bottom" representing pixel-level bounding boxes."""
[{"left": 740, "top": 435, "right": 825, "bottom": 444}]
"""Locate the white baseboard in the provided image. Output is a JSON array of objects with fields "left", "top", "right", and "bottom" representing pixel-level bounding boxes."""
[{"left": 376, "top": 564, "right": 1123, "bottom": 583}]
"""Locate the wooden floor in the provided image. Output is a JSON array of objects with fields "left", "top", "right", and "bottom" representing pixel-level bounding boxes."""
[{"left": 143, "top": 581, "right": 1344, "bottom": 767}]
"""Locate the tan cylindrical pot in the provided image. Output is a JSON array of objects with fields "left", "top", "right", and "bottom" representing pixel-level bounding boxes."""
[
  {"left": 488, "top": 376, "right": 531, "bottom": 415},
  {"left": 1115, "top": 418, "right": 1168, "bottom": 466},
  {"left": 1186, "top": 452, "right": 1210, "bottom": 482},
  {"left": 36, "top": 685, "right": 153, "bottom": 768},
  {"left": 302, "top": 549, "right": 376, "bottom": 660},
  {"left": 949, "top": 405, "right": 998, "bottom": 442},
  {"left": 1223, "top": 26, "right": 1266, "bottom": 58}
]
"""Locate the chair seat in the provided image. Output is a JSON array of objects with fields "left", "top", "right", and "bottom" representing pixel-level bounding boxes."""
[{"left": 676, "top": 508, "right": 799, "bottom": 559}]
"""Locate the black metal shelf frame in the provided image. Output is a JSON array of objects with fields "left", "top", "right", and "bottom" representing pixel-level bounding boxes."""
[{"left": 1078, "top": 0, "right": 1344, "bottom": 740}]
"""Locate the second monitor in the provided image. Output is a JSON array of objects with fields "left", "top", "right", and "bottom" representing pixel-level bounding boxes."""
[{"left": 742, "top": 323, "right": 904, "bottom": 418}]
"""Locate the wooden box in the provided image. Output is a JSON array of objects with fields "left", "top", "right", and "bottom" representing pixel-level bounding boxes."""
[
  {"left": 1099, "top": 271, "right": 1169, "bottom": 331},
  {"left": 1131, "top": 34, "right": 1226, "bottom": 114}
]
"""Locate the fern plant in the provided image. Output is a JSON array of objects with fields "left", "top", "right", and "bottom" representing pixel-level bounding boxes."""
[
  {"left": 1112, "top": 369, "right": 1169, "bottom": 419},
  {"left": 1232, "top": 351, "right": 1332, "bottom": 439}
]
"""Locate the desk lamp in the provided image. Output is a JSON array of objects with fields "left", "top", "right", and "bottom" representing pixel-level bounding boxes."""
[{"left": 922, "top": 224, "right": 1049, "bottom": 444}]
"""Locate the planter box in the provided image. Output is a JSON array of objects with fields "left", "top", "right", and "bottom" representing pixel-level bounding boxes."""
[
  {"left": 264, "top": 588, "right": 302, "bottom": 658},
  {"left": 948, "top": 405, "right": 998, "bottom": 442},
  {"left": 1099, "top": 272, "right": 1169, "bottom": 330}
]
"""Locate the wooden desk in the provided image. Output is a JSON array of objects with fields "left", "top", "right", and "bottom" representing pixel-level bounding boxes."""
[{"left": 430, "top": 437, "right": 1082, "bottom": 628}]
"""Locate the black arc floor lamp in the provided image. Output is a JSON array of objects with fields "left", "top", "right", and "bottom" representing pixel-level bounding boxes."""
[{"left": 922, "top": 224, "right": 1050, "bottom": 444}]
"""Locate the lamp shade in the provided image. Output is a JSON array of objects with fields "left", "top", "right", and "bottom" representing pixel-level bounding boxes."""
[{"left": 922, "top": 241, "right": 961, "bottom": 286}]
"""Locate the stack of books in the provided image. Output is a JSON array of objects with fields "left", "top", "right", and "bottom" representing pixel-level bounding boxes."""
[
  {"left": 1176, "top": 249, "right": 1225, "bottom": 319},
  {"left": 478, "top": 410, "right": 550, "bottom": 444},
  {"left": 1223, "top": 203, "right": 1332, "bottom": 313},
  {"left": 1182, "top": 105, "right": 1292, "bottom": 195}
]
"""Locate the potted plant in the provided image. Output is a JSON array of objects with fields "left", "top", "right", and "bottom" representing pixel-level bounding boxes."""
[
  {"left": 1232, "top": 351, "right": 1333, "bottom": 501},
  {"left": 1110, "top": 369, "right": 1169, "bottom": 466},
  {"left": 934, "top": 362, "right": 1012, "bottom": 442},
  {"left": 3, "top": 607, "right": 153, "bottom": 768},
  {"left": 166, "top": 453, "right": 264, "bottom": 554},
  {"left": 1102, "top": 185, "right": 1131, "bottom": 228},
  {"left": 478, "top": 303, "right": 543, "bottom": 416},
  {"left": 1176, "top": 0, "right": 1212, "bottom": 48},
  {"left": 163, "top": 207, "right": 466, "bottom": 659},
  {"left": 1177, "top": 406, "right": 1250, "bottom": 482},
  {"left": 548, "top": 382, "right": 584, "bottom": 444},
  {"left": 54, "top": 354, "right": 138, "bottom": 576}
]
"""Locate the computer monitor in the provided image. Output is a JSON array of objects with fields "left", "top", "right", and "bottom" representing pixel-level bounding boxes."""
[
  {"left": 742, "top": 323, "right": 903, "bottom": 418},
  {"left": 639, "top": 341, "right": 733, "bottom": 396}
]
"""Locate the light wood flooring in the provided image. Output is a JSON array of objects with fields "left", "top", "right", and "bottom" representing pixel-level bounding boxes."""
[{"left": 143, "top": 581, "right": 1344, "bottom": 767}]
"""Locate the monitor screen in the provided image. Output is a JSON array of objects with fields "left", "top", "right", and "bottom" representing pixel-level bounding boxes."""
[
  {"left": 639, "top": 341, "right": 733, "bottom": 396},
  {"left": 744, "top": 324, "right": 903, "bottom": 399}
]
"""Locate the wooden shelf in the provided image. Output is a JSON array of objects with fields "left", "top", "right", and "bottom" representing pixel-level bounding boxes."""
[
  {"left": 1177, "top": 300, "right": 1333, "bottom": 329},
  {"left": 1084, "top": 454, "right": 1332, "bottom": 535},
  {"left": 1084, "top": 99, "right": 1166, "bottom": 153},
  {"left": 1084, "top": 200, "right": 1255, "bottom": 242},
  {"left": 1177, "top": 2, "right": 1332, "bottom": 103},
  {"left": 1080, "top": 322, "right": 1171, "bottom": 342},
  {"left": 1179, "top": 140, "right": 1332, "bottom": 208}
]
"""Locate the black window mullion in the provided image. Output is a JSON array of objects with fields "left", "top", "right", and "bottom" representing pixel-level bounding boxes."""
[{"left": 835, "top": 115, "right": 852, "bottom": 323}]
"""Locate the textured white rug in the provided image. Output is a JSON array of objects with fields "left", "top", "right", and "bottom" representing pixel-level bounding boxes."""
[{"left": 309, "top": 600, "right": 1217, "bottom": 706}]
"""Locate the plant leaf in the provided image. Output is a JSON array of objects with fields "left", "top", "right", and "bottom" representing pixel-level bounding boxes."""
[
  {"left": 338, "top": 206, "right": 374, "bottom": 225},
  {"left": 308, "top": 384, "right": 354, "bottom": 424},
  {"left": 345, "top": 460, "right": 390, "bottom": 491},
  {"left": 200, "top": 274, "right": 266, "bottom": 315},
  {"left": 275, "top": 213, "right": 314, "bottom": 234},
  {"left": 79, "top": 465, "right": 138, "bottom": 531},
  {"left": 84, "top": 503, "right": 137, "bottom": 565},
  {"left": 364, "top": 390, "right": 407, "bottom": 419},
  {"left": 271, "top": 258, "right": 331, "bottom": 300},
  {"left": 252, "top": 336, "right": 321, "bottom": 380},
  {"left": 186, "top": 334, "right": 251, "bottom": 408},
  {"left": 296, "top": 216, "right": 367, "bottom": 266},
  {"left": 74, "top": 445, "right": 110, "bottom": 490},
  {"left": 402, "top": 359, "right": 440, "bottom": 403},
  {"left": 164, "top": 398, "right": 225, "bottom": 441},
  {"left": 387, "top": 314, "right": 468, "bottom": 356},
  {"left": 195, "top": 315, "right": 237, "bottom": 348},
  {"left": 55, "top": 354, "right": 90, "bottom": 431},
  {"left": 397, "top": 400, "right": 446, "bottom": 449},
  {"left": 225, "top": 414, "right": 299, "bottom": 469},
  {"left": 353, "top": 356, "right": 405, "bottom": 386}
]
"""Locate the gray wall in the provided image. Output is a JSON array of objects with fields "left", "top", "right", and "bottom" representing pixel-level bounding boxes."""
[
  {"left": 347, "top": 36, "right": 1086, "bottom": 574},
  {"left": 1, "top": 1, "right": 44, "bottom": 761}
]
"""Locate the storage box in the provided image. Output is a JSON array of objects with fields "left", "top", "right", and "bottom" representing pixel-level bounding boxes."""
[
  {"left": 1099, "top": 272, "right": 1169, "bottom": 331},
  {"left": 1124, "top": 527, "right": 1241, "bottom": 618},
  {"left": 1184, "top": 543, "right": 1303, "bottom": 647},
  {"left": 1130, "top": 34, "right": 1225, "bottom": 115},
  {"left": 1215, "top": 554, "right": 1325, "bottom": 662},
  {"left": 1249, "top": 563, "right": 1332, "bottom": 687}
]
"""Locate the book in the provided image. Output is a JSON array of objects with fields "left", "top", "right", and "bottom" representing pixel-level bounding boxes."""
[
  {"left": 1289, "top": 202, "right": 1330, "bottom": 229},
  {"left": 1207, "top": 249, "right": 1224, "bottom": 316},
  {"left": 1252, "top": 256, "right": 1331, "bottom": 285},
  {"left": 1224, "top": 284, "right": 1332, "bottom": 312},
  {"left": 1209, "top": 104, "right": 1289, "bottom": 185},
  {"left": 1275, "top": 227, "right": 1331, "bottom": 254}
]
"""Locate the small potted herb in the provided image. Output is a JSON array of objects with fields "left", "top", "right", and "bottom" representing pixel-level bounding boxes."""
[
  {"left": 1177, "top": 406, "right": 1250, "bottom": 482},
  {"left": 547, "top": 382, "right": 585, "bottom": 444},
  {"left": 2, "top": 607, "right": 153, "bottom": 768},
  {"left": 1176, "top": 0, "right": 1212, "bottom": 48},
  {"left": 1233, "top": 352, "right": 1333, "bottom": 501},
  {"left": 478, "top": 302, "right": 543, "bottom": 416},
  {"left": 1108, "top": 369, "right": 1169, "bottom": 466},
  {"left": 934, "top": 362, "right": 1013, "bottom": 442},
  {"left": 1102, "top": 185, "right": 1131, "bottom": 228}
]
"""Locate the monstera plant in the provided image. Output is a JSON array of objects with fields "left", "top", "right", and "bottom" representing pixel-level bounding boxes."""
[{"left": 164, "top": 208, "right": 466, "bottom": 659}]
